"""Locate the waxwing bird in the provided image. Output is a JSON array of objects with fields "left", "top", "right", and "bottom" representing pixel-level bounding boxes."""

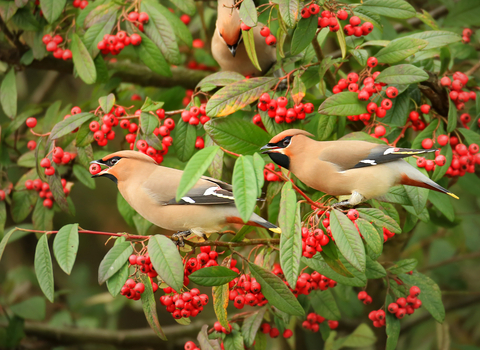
[
  {"left": 91, "top": 151, "right": 280, "bottom": 244},
  {"left": 212, "top": 0, "right": 276, "bottom": 77},
  {"left": 261, "top": 129, "right": 458, "bottom": 206}
]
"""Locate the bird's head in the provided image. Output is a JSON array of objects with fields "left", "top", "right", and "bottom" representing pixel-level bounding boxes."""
[
  {"left": 216, "top": 0, "right": 242, "bottom": 57},
  {"left": 261, "top": 129, "right": 314, "bottom": 170},
  {"left": 90, "top": 150, "right": 157, "bottom": 183}
]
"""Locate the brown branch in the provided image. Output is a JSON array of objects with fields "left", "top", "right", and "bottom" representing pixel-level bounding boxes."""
[
  {"left": 465, "top": 60, "right": 480, "bottom": 76},
  {"left": 418, "top": 71, "right": 450, "bottom": 117},
  {"left": 419, "top": 251, "right": 480, "bottom": 272},
  {"left": 311, "top": 37, "right": 336, "bottom": 87},
  {"left": 184, "top": 238, "right": 280, "bottom": 247}
]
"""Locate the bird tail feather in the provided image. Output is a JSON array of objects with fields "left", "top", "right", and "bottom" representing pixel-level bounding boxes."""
[
  {"left": 400, "top": 173, "right": 459, "bottom": 199},
  {"left": 227, "top": 215, "right": 282, "bottom": 234}
]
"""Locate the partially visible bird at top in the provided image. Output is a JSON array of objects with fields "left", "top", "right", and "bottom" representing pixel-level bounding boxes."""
[
  {"left": 91, "top": 151, "right": 280, "bottom": 245},
  {"left": 261, "top": 129, "right": 459, "bottom": 207},
  {"left": 212, "top": 0, "right": 277, "bottom": 77}
]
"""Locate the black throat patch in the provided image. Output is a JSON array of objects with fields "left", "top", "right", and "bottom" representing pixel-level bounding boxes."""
[
  {"left": 100, "top": 173, "right": 118, "bottom": 184},
  {"left": 268, "top": 153, "right": 290, "bottom": 170}
]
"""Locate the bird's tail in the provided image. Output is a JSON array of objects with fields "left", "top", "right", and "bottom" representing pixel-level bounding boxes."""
[
  {"left": 399, "top": 164, "right": 459, "bottom": 199},
  {"left": 227, "top": 214, "right": 281, "bottom": 234}
]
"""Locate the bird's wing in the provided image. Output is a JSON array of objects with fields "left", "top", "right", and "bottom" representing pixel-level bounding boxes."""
[
  {"left": 350, "top": 146, "right": 436, "bottom": 169},
  {"left": 166, "top": 183, "right": 237, "bottom": 205}
]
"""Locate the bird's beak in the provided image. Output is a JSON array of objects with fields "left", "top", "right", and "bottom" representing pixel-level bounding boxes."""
[
  {"left": 261, "top": 144, "right": 283, "bottom": 154},
  {"left": 90, "top": 160, "right": 110, "bottom": 177},
  {"left": 227, "top": 43, "right": 238, "bottom": 57}
]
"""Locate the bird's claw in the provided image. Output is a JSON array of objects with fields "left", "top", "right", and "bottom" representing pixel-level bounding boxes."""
[{"left": 172, "top": 230, "right": 191, "bottom": 247}]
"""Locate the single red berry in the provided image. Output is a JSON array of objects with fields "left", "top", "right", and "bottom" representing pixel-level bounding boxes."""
[
  {"left": 328, "top": 320, "right": 339, "bottom": 329},
  {"left": 130, "top": 34, "right": 142, "bottom": 46},
  {"left": 42, "top": 34, "right": 52, "bottom": 44},
  {"left": 128, "top": 254, "right": 137, "bottom": 265},
  {"left": 269, "top": 327, "right": 280, "bottom": 338},
  {"left": 421, "top": 138, "right": 434, "bottom": 149},
  {"left": 134, "top": 283, "right": 145, "bottom": 294},
  {"left": 435, "top": 155, "right": 446, "bottom": 166},
  {"left": 26, "top": 117, "right": 37, "bottom": 128},
  {"left": 440, "top": 76, "right": 451, "bottom": 87},
  {"left": 410, "top": 286, "right": 421, "bottom": 297},
  {"left": 337, "top": 9, "right": 348, "bottom": 20},
  {"left": 386, "top": 87, "right": 398, "bottom": 98},
  {"left": 260, "top": 27, "right": 270, "bottom": 37},
  {"left": 40, "top": 158, "right": 51, "bottom": 168},
  {"left": 420, "top": 104, "right": 430, "bottom": 114},
  {"left": 349, "top": 16, "right": 361, "bottom": 26},
  {"left": 381, "top": 99, "right": 392, "bottom": 110},
  {"left": 367, "top": 102, "right": 377, "bottom": 113},
  {"left": 265, "top": 35, "right": 276, "bottom": 46},
  {"left": 309, "top": 4, "right": 320, "bottom": 15},
  {"left": 283, "top": 329, "right": 293, "bottom": 339},
  {"left": 260, "top": 323, "right": 271, "bottom": 334},
  {"left": 437, "top": 134, "right": 448, "bottom": 146},
  {"left": 358, "top": 291, "right": 368, "bottom": 300},
  {"left": 301, "top": 8, "right": 311, "bottom": 19},
  {"left": 138, "top": 12, "right": 149, "bottom": 23},
  {"left": 367, "top": 57, "right": 378, "bottom": 68},
  {"left": 27, "top": 140, "right": 37, "bottom": 150},
  {"left": 388, "top": 303, "right": 399, "bottom": 313},
  {"left": 90, "top": 164, "right": 101, "bottom": 175}
]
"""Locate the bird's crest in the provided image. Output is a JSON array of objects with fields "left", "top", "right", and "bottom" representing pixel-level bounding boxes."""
[
  {"left": 101, "top": 150, "right": 157, "bottom": 164},
  {"left": 269, "top": 129, "right": 314, "bottom": 144}
]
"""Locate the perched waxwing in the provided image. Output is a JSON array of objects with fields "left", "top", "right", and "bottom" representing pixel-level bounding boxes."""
[
  {"left": 91, "top": 151, "right": 280, "bottom": 244},
  {"left": 261, "top": 129, "right": 458, "bottom": 206},
  {"left": 212, "top": 0, "right": 276, "bottom": 77}
]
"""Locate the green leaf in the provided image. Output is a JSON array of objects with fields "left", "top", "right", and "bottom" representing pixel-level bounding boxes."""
[
  {"left": 189, "top": 266, "right": 238, "bottom": 286},
  {"left": 0, "top": 202, "right": 6, "bottom": 236},
  {"left": 49, "top": 112, "right": 95, "bottom": 140},
  {"left": 358, "top": 0, "right": 416, "bottom": 19},
  {"left": 213, "top": 283, "right": 230, "bottom": 328},
  {"left": 252, "top": 153, "right": 265, "bottom": 197},
  {"left": 336, "top": 21, "right": 347, "bottom": 59},
  {"left": 224, "top": 330, "right": 244, "bottom": 350},
  {"left": 375, "top": 38, "right": 428, "bottom": 64},
  {"left": 153, "top": 2, "right": 192, "bottom": 47},
  {"left": 404, "top": 31, "right": 461, "bottom": 50},
  {"left": 83, "top": 10, "right": 117, "bottom": 57},
  {"left": 34, "top": 234, "right": 55, "bottom": 302},
  {"left": 375, "top": 64, "right": 429, "bottom": 85},
  {"left": 248, "top": 262, "right": 304, "bottom": 316},
  {"left": 382, "top": 90, "right": 411, "bottom": 127},
  {"left": 291, "top": 14, "right": 318, "bottom": 55},
  {"left": 411, "top": 119, "right": 440, "bottom": 149},
  {"left": 98, "top": 93, "right": 115, "bottom": 114},
  {"left": 117, "top": 192, "right": 135, "bottom": 227},
  {"left": 204, "top": 118, "right": 270, "bottom": 155},
  {"left": 97, "top": 242, "right": 133, "bottom": 284},
  {"left": 279, "top": 185, "right": 301, "bottom": 288},
  {"left": 71, "top": 34, "right": 96, "bottom": 84},
  {"left": 330, "top": 209, "right": 365, "bottom": 272},
  {"left": 0, "top": 229, "right": 17, "bottom": 262},
  {"left": 239, "top": 0, "right": 257, "bottom": 27},
  {"left": 311, "top": 290, "right": 341, "bottom": 320},
  {"left": 133, "top": 214, "right": 153, "bottom": 236},
  {"left": 0, "top": 1, "right": 18, "bottom": 22},
  {"left": 106, "top": 261, "right": 129, "bottom": 297},
  {"left": 401, "top": 271, "right": 445, "bottom": 323},
  {"left": 11, "top": 190, "right": 37, "bottom": 223},
  {"left": 444, "top": 0, "right": 480, "bottom": 27},
  {"left": 277, "top": 0, "right": 299, "bottom": 28},
  {"left": 134, "top": 32, "right": 172, "bottom": 77},
  {"left": 233, "top": 156, "right": 258, "bottom": 223},
  {"left": 429, "top": 189, "right": 455, "bottom": 222},
  {"left": 385, "top": 294, "right": 400, "bottom": 350},
  {"left": 73, "top": 164, "right": 95, "bottom": 189},
  {"left": 10, "top": 296, "right": 46, "bottom": 321},
  {"left": 357, "top": 208, "right": 401, "bottom": 233},
  {"left": 84, "top": 2, "right": 120, "bottom": 28},
  {"left": 458, "top": 128, "right": 480, "bottom": 145},
  {"left": 197, "top": 324, "right": 222, "bottom": 350},
  {"left": 53, "top": 224, "right": 79, "bottom": 275},
  {"left": 75, "top": 123, "right": 94, "bottom": 147},
  {"left": 341, "top": 323, "right": 376, "bottom": 347},
  {"left": 316, "top": 115, "right": 337, "bottom": 140},
  {"left": 140, "top": 274, "right": 167, "bottom": 340},
  {"left": 356, "top": 218, "right": 382, "bottom": 256},
  {"left": 242, "top": 307, "right": 267, "bottom": 348},
  {"left": 1, "top": 69, "right": 17, "bottom": 118},
  {"left": 148, "top": 235, "right": 184, "bottom": 292},
  {"left": 431, "top": 145, "right": 451, "bottom": 182},
  {"left": 141, "top": 97, "right": 165, "bottom": 113},
  {"left": 170, "top": 0, "right": 195, "bottom": 15},
  {"left": 303, "top": 254, "right": 366, "bottom": 287},
  {"left": 387, "top": 258, "right": 417, "bottom": 275},
  {"left": 415, "top": 10, "right": 439, "bottom": 30},
  {"left": 206, "top": 77, "right": 277, "bottom": 117},
  {"left": 447, "top": 98, "right": 457, "bottom": 133},
  {"left": 353, "top": 7, "right": 382, "bottom": 31},
  {"left": 141, "top": 0, "right": 181, "bottom": 64},
  {"left": 140, "top": 112, "right": 159, "bottom": 136},
  {"left": 173, "top": 120, "right": 196, "bottom": 162},
  {"left": 40, "top": 0, "right": 66, "bottom": 23},
  {"left": 176, "top": 146, "right": 220, "bottom": 202},
  {"left": 403, "top": 159, "right": 429, "bottom": 215},
  {"left": 197, "top": 72, "right": 245, "bottom": 88},
  {"left": 32, "top": 199, "right": 54, "bottom": 231},
  {"left": 351, "top": 49, "right": 368, "bottom": 66},
  {"left": 365, "top": 256, "right": 386, "bottom": 279},
  {"left": 318, "top": 92, "right": 367, "bottom": 116}
]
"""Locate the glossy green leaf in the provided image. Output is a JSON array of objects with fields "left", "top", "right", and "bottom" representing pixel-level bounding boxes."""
[
  {"left": 189, "top": 266, "right": 238, "bottom": 286},
  {"left": 0, "top": 229, "right": 17, "bottom": 262},
  {"left": 1, "top": 69, "right": 17, "bottom": 118},
  {"left": 447, "top": 98, "right": 457, "bottom": 133},
  {"left": 356, "top": 218, "right": 382, "bottom": 256},
  {"left": 205, "top": 118, "right": 270, "bottom": 155},
  {"left": 49, "top": 112, "right": 95, "bottom": 140},
  {"left": 34, "top": 234, "right": 54, "bottom": 302},
  {"left": 318, "top": 92, "right": 367, "bottom": 116},
  {"left": 53, "top": 224, "right": 79, "bottom": 275},
  {"left": 11, "top": 190, "right": 37, "bottom": 223},
  {"left": 197, "top": 324, "right": 222, "bottom": 350},
  {"left": 83, "top": 10, "right": 117, "bottom": 57},
  {"left": 224, "top": 330, "right": 244, "bottom": 350},
  {"left": 291, "top": 14, "right": 318, "bottom": 55},
  {"left": 32, "top": 199, "right": 54, "bottom": 231},
  {"left": 249, "top": 262, "right": 304, "bottom": 316},
  {"left": 311, "top": 289, "right": 341, "bottom": 320},
  {"left": 134, "top": 32, "right": 172, "bottom": 77},
  {"left": 330, "top": 209, "right": 365, "bottom": 272},
  {"left": 404, "top": 31, "right": 461, "bottom": 50},
  {"left": 10, "top": 296, "right": 46, "bottom": 321},
  {"left": 341, "top": 323, "right": 376, "bottom": 347},
  {"left": 71, "top": 34, "right": 96, "bottom": 84},
  {"left": 382, "top": 90, "right": 411, "bottom": 127},
  {"left": 0, "top": 1, "right": 18, "bottom": 22},
  {"left": 365, "top": 256, "right": 386, "bottom": 279},
  {"left": 444, "top": 0, "right": 480, "bottom": 27},
  {"left": 206, "top": 77, "right": 277, "bottom": 117},
  {"left": 170, "top": 0, "right": 195, "bottom": 15},
  {"left": 239, "top": 0, "right": 257, "bottom": 27},
  {"left": 176, "top": 146, "right": 220, "bottom": 202},
  {"left": 358, "top": 0, "right": 415, "bottom": 19},
  {"left": 241, "top": 307, "right": 267, "bottom": 348},
  {"left": 39, "top": 0, "right": 66, "bottom": 23},
  {"left": 387, "top": 258, "right": 417, "bottom": 275},
  {"left": 354, "top": 7, "right": 382, "bottom": 31},
  {"left": 336, "top": 21, "right": 347, "bottom": 59},
  {"left": 277, "top": 0, "right": 299, "bottom": 28},
  {"left": 233, "top": 156, "right": 258, "bottom": 223},
  {"left": 213, "top": 283, "right": 230, "bottom": 328},
  {"left": 98, "top": 93, "right": 115, "bottom": 114},
  {"left": 148, "top": 235, "right": 184, "bottom": 292},
  {"left": 375, "top": 38, "right": 428, "bottom": 64},
  {"left": 173, "top": 120, "right": 196, "bottom": 162},
  {"left": 140, "top": 112, "right": 159, "bottom": 136},
  {"left": 458, "top": 128, "right": 480, "bottom": 145},
  {"left": 197, "top": 72, "right": 245, "bottom": 88},
  {"left": 357, "top": 208, "right": 401, "bottom": 233},
  {"left": 316, "top": 115, "right": 337, "bottom": 141},
  {"left": 429, "top": 189, "right": 455, "bottom": 222},
  {"left": 411, "top": 119, "right": 440, "bottom": 149},
  {"left": 106, "top": 261, "right": 129, "bottom": 297},
  {"left": 75, "top": 123, "right": 94, "bottom": 147},
  {"left": 375, "top": 64, "right": 429, "bottom": 85},
  {"left": 252, "top": 153, "right": 265, "bottom": 197},
  {"left": 98, "top": 242, "right": 133, "bottom": 284},
  {"left": 140, "top": 274, "right": 167, "bottom": 340},
  {"left": 279, "top": 184, "right": 301, "bottom": 288},
  {"left": 154, "top": 2, "right": 192, "bottom": 47}
]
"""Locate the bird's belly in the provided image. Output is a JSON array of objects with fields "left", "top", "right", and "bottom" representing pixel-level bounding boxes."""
[{"left": 212, "top": 43, "right": 261, "bottom": 77}]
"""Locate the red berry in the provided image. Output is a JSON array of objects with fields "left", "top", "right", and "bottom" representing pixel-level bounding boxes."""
[
  {"left": 349, "top": 16, "right": 361, "bottom": 26},
  {"left": 269, "top": 327, "right": 280, "bottom": 338},
  {"left": 27, "top": 140, "right": 37, "bottom": 150},
  {"left": 128, "top": 254, "right": 137, "bottom": 265},
  {"left": 440, "top": 76, "right": 451, "bottom": 87},
  {"left": 420, "top": 104, "right": 430, "bottom": 114},
  {"left": 265, "top": 35, "right": 276, "bottom": 46},
  {"left": 138, "top": 12, "right": 149, "bottom": 23},
  {"left": 283, "top": 329, "right": 293, "bottom": 338},
  {"left": 130, "top": 34, "right": 142, "bottom": 46},
  {"left": 301, "top": 8, "right": 311, "bottom": 19},
  {"left": 260, "top": 323, "right": 271, "bottom": 334},
  {"left": 42, "top": 34, "right": 52, "bottom": 44},
  {"left": 374, "top": 125, "right": 386, "bottom": 137},
  {"left": 358, "top": 291, "right": 368, "bottom": 300},
  {"left": 134, "top": 283, "right": 145, "bottom": 293},
  {"left": 260, "top": 27, "right": 270, "bottom": 37},
  {"left": 367, "top": 57, "right": 378, "bottom": 68},
  {"left": 367, "top": 102, "right": 377, "bottom": 113},
  {"left": 328, "top": 320, "right": 339, "bottom": 329},
  {"left": 410, "top": 286, "right": 421, "bottom": 297},
  {"left": 386, "top": 87, "right": 398, "bottom": 98},
  {"left": 435, "top": 155, "right": 446, "bottom": 166},
  {"left": 388, "top": 303, "right": 399, "bottom": 313},
  {"left": 381, "top": 99, "right": 392, "bottom": 110},
  {"left": 337, "top": 9, "right": 348, "bottom": 20},
  {"left": 40, "top": 158, "right": 51, "bottom": 168},
  {"left": 26, "top": 117, "right": 37, "bottom": 128},
  {"left": 309, "top": 4, "right": 320, "bottom": 15},
  {"left": 437, "top": 134, "right": 448, "bottom": 146},
  {"left": 421, "top": 138, "right": 434, "bottom": 149},
  {"left": 46, "top": 41, "right": 57, "bottom": 52}
]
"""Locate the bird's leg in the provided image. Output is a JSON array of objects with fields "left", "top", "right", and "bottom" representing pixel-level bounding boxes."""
[
  {"left": 172, "top": 230, "right": 191, "bottom": 247},
  {"left": 332, "top": 191, "right": 366, "bottom": 208}
]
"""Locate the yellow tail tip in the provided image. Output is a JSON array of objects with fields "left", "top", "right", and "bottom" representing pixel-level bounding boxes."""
[
  {"left": 447, "top": 192, "right": 459, "bottom": 200},
  {"left": 269, "top": 227, "right": 282, "bottom": 234}
]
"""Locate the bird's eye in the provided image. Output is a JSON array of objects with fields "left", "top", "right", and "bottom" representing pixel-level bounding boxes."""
[
  {"left": 109, "top": 158, "right": 118, "bottom": 166},
  {"left": 283, "top": 138, "right": 290, "bottom": 147}
]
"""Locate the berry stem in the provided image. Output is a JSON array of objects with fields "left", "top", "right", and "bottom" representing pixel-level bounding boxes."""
[{"left": 390, "top": 122, "right": 411, "bottom": 147}]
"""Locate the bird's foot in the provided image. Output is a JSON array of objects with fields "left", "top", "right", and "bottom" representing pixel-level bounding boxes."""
[
  {"left": 332, "top": 192, "right": 365, "bottom": 208},
  {"left": 172, "top": 230, "right": 191, "bottom": 247}
]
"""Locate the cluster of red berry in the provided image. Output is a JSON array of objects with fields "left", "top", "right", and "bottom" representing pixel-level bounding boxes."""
[
  {"left": 72, "top": 0, "right": 89, "bottom": 9},
  {"left": 386, "top": 286, "right": 422, "bottom": 319},
  {"left": 25, "top": 178, "right": 70, "bottom": 209},
  {"left": 181, "top": 104, "right": 211, "bottom": 125},
  {"left": 257, "top": 93, "right": 315, "bottom": 124},
  {"left": 462, "top": 28, "right": 473, "bottom": 44},
  {"left": 229, "top": 273, "right": 267, "bottom": 309},
  {"left": 302, "top": 312, "right": 339, "bottom": 332},
  {"left": 382, "top": 228, "right": 396, "bottom": 242},
  {"left": 260, "top": 323, "right": 293, "bottom": 339},
  {"left": 301, "top": 227, "right": 330, "bottom": 259},
  {"left": 357, "top": 290, "right": 373, "bottom": 305},
  {"left": 120, "top": 253, "right": 159, "bottom": 300},
  {"left": 273, "top": 265, "right": 338, "bottom": 296},
  {"left": 241, "top": 25, "right": 276, "bottom": 46},
  {"left": 159, "top": 287, "right": 209, "bottom": 319},
  {"left": 440, "top": 71, "right": 476, "bottom": 111},
  {"left": 40, "top": 147, "right": 75, "bottom": 176},
  {"left": 97, "top": 32, "right": 142, "bottom": 56},
  {"left": 183, "top": 341, "right": 201, "bottom": 350},
  {"left": 185, "top": 246, "right": 220, "bottom": 276},
  {"left": 42, "top": 34, "right": 72, "bottom": 61},
  {"left": 127, "top": 11, "right": 150, "bottom": 32},
  {"left": 263, "top": 163, "right": 282, "bottom": 182}
]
